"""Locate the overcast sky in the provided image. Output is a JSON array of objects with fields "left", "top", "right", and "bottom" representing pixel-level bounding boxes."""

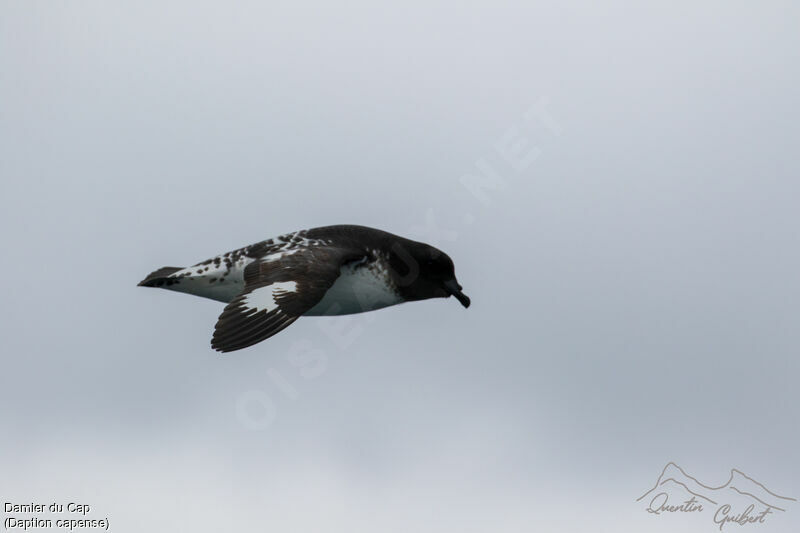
[{"left": 1, "top": 2, "right": 798, "bottom": 532}]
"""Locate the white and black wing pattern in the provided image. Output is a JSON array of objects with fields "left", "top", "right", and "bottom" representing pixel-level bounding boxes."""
[{"left": 211, "top": 246, "right": 365, "bottom": 352}]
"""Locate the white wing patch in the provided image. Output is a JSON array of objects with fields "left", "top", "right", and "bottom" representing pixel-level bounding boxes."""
[{"left": 242, "top": 281, "right": 298, "bottom": 313}]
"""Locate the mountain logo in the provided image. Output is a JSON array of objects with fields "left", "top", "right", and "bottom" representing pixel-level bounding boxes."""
[{"left": 637, "top": 462, "right": 796, "bottom": 530}]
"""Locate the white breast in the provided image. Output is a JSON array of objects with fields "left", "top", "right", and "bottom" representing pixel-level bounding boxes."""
[{"left": 304, "top": 262, "right": 402, "bottom": 316}]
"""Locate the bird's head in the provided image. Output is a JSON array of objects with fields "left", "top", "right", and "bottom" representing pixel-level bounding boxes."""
[{"left": 388, "top": 241, "right": 470, "bottom": 308}]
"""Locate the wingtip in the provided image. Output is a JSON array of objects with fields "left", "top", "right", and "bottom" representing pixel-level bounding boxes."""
[{"left": 210, "top": 338, "right": 233, "bottom": 354}]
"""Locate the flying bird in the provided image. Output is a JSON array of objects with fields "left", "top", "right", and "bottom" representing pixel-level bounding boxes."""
[{"left": 138, "top": 225, "right": 470, "bottom": 352}]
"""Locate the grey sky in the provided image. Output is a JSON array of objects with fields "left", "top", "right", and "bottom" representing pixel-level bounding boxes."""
[{"left": 1, "top": 1, "right": 798, "bottom": 531}]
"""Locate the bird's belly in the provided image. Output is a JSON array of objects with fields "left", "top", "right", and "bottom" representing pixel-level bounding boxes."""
[{"left": 303, "top": 264, "right": 402, "bottom": 316}]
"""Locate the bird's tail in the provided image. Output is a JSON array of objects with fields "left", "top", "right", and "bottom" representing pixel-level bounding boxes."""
[{"left": 138, "top": 266, "right": 184, "bottom": 287}]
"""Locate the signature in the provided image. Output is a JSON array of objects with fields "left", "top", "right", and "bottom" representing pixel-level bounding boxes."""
[{"left": 637, "top": 462, "right": 795, "bottom": 530}]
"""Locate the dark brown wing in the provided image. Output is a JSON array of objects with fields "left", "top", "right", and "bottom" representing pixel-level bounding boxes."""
[{"left": 211, "top": 246, "right": 364, "bottom": 353}]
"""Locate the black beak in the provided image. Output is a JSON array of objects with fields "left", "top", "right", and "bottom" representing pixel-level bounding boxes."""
[{"left": 443, "top": 280, "right": 471, "bottom": 308}]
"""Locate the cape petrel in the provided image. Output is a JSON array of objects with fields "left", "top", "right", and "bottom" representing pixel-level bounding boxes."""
[{"left": 138, "top": 225, "right": 470, "bottom": 352}]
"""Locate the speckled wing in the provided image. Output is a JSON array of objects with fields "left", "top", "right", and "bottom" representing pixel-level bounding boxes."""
[{"left": 211, "top": 246, "right": 365, "bottom": 353}]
